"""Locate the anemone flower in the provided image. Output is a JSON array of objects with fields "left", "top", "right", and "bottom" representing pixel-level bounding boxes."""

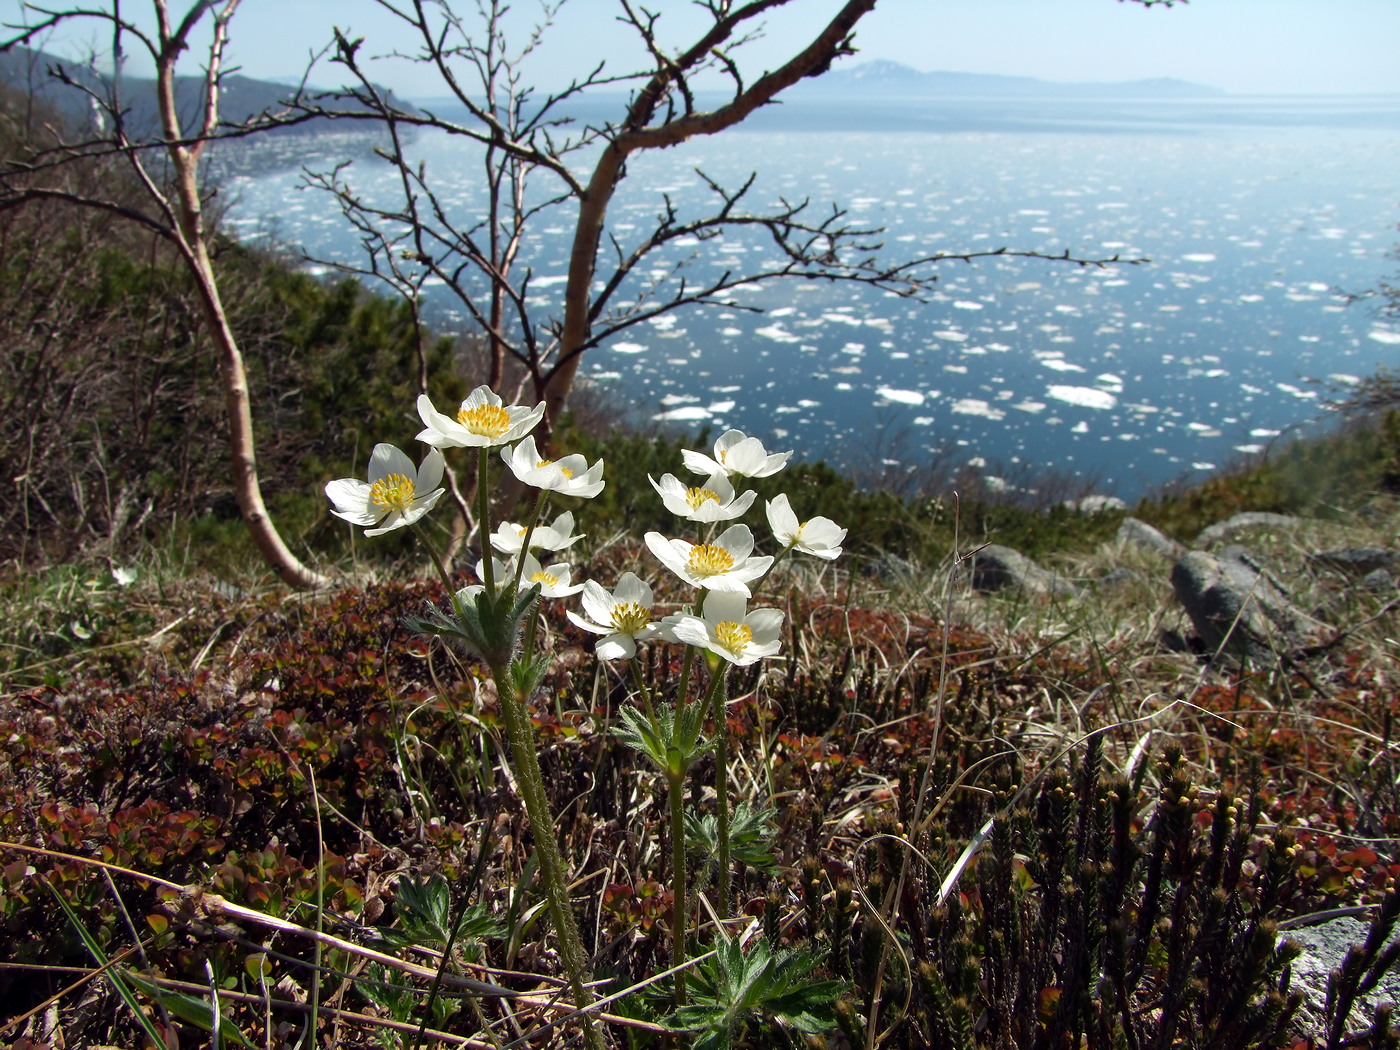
[
  {"left": 566, "top": 572, "right": 658, "bottom": 660},
  {"left": 667, "top": 591, "right": 783, "bottom": 667},
  {"left": 650, "top": 470, "right": 756, "bottom": 523},
  {"left": 326, "top": 444, "right": 445, "bottom": 536},
  {"left": 682, "top": 429, "right": 791, "bottom": 479},
  {"left": 416, "top": 385, "right": 544, "bottom": 449},
  {"left": 644, "top": 523, "right": 773, "bottom": 596},
  {"left": 765, "top": 493, "right": 846, "bottom": 561},
  {"left": 491, "top": 511, "right": 584, "bottom": 555},
  {"left": 500, "top": 437, "right": 605, "bottom": 498},
  {"left": 517, "top": 553, "right": 585, "bottom": 598}
]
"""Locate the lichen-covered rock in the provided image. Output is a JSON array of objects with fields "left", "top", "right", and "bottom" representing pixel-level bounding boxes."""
[
  {"left": 1285, "top": 915, "right": 1400, "bottom": 1044},
  {"left": 1308, "top": 546, "right": 1400, "bottom": 577},
  {"left": 1116, "top": 516, "right": 1183, "bottom": 557},
  {"left": 1197, "top": 511, "right": 1301, "bottom": 546},
  {"left": 1170, "top": 545, "right": 1326, "bottom": 659},
  {"left": 969, "top": 544, "right": 1078, "bottom": 597}
]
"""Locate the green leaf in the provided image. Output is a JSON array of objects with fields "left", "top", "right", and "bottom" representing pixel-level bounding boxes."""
[
  {"left": 124, "top": 971, "right": 256, "bottom": 1048},
  {"left": 662, "top": 936, "right": 847, "bottom": 1048}
]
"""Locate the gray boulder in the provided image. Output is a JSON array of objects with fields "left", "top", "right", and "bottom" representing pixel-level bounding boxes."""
[
  {"left": 1197, "top": 511, "right": 1302, "bottom": 546},
  {"left": 1359, "top": 569, "right": 1397, "bottom": 593},
  {"left": 969, "top": 544, "right": 1078, "bottom": 597},
  {"left": 1308, "top": 547, "right": 1400, "bottom": 577},
  {"left": 1170, "top": 546, "right": 1326, "bottom": 659},
  {"left": 1117, "top": 516, "right": 1183, "bottom": 558},
  {"left": 1285, "top": 915, "right": 1400, "bottom": 1044}
]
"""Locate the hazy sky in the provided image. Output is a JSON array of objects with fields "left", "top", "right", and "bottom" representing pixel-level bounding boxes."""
[{"left": 4, "top": 0, "right": 1400, "bottom": 97}]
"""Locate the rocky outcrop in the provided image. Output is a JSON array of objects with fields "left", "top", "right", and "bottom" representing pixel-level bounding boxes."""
[
  {"left": 1170, "top": 545, "right": 1326, "bottom": 660},
  {"left": 1308, "top": 547, "right": 1400, "bottom": 577},
  {"left": 1116, "top": 516, "right": 1183, "bottom": 558},
  {"left": 1285, "top": 915, "right": 1400, "bottom": 1044},
  {"left": 969, "top": 544, "right": 1078, "bottom": 597},
  {"left": 1197, "top": 511, "right": 1301, "bottom": 546}
]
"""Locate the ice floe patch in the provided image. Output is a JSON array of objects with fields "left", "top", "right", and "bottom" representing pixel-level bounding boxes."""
[
  {"left": 933, "top": 330, "right": 969, "bottom": 342},
  {"left": 1369, "top": 329, "right": 1400, "bottom": 346},
  {"left": 1047, "top": 385, "right": 1117, "bottom": 410},
  {"left": 1040, "top": 355, "right": 1087, "bottom": 374},
  {"left": 1181, "top": 253, "right": 1217, "bottom": 263},
  {"left": 876, "top": 386, "right": 925, "bottom": 406},
  {"left": 612, "top": 341, "right": 648, "bottom": 354},
  {"left": 953, "top": 300, "right": 984, "bottom": 310},
  {"left": 654, "top": 406, "right": 712, "bottom": 422},
  {"left": 951, "top": 398, "right": 1006, "bottom": 421},
  {"left": 756, "top": 324, "right": 800, "bottom": 343}
]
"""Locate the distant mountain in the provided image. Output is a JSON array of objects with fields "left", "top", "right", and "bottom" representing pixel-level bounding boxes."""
[
  {"left": 0, "top": 46, "right": 403, "bottom": 137},
  {"left": 795, "top": 59, "right": 1223, "bottom": 99}
]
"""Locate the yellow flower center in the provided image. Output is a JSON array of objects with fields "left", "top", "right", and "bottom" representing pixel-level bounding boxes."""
[
  {"left": 530, "top": 571, "right": 560, "bottom": 588},
  {"left": 715, "top": 621, "right": 752, "bottom": 655},
  {"left": 687, "top": 543, "right": 735, "bottom": 577},
  {"left": 686, "top": 487, "right": 720, "bottom": 509},
  {"left": 457, "top": 403, "right": 512, "bottom": 437},
  {"left": 537, "top": 458, "right": 574, "bottom": 479},
  {"left": 610, "top": 601, "right": 650, "bottom": 634},
  {"left": 369, "top": 473, "right": 416, "bottom": 512}
]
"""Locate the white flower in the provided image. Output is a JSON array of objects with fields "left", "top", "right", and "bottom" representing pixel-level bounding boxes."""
[
  {"left": 416, "top": 386, "right": 544, "bottom": 449},
  {"left": 765, "top": 493, "right": 846, "bottom": 561},
  {"left": 644, "top": 523, "right": 773, "bottom": 596},
  {"left": 650, "top": 470, "right": 756, "bottom": 523},
  {"left": 668, "top": 591, "right": 783, "bottom": 667},
  {"left": 491, "top": 511, "right": 584, "bottom": 555},
  {"left": 566, "top": 572, "right": 658, "bottom": 660},
  {"left": 456, "top": 555, "right": 513, "bottom": 605},
  {"left": 325, "top": 443, "right": 445, "bottom": 536},
  {"left": 500, "top": 437, "right": 605, "bottom": 498},
  {"left": 518, "top": 553, "right": 584, "bottom": 598},
  {"left": 682, "top": 429, "right": 791, "bottom": 479}
]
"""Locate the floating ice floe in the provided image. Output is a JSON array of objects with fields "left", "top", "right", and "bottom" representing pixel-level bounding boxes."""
[
  {"left": 612, "top": 342, "right": 648, "bottom": 354},
  {"left": 755, "top": 324, "right": 800, "bottom": 343},
  {"left": 654, "top": 406, "right": 712, "bottom": 422},
  {"left": 876, "top": 386, "right": 925, "bottom": 406},
  {"left": 1181, "top": 253, "right": 1217, "bottom": 263},
  {"left": 933, "top": 330, "right": 969, "bottom": 342},
  {"left": 951, "top": 398, "right": 1006, "bottom": 421},
  {"left": 1369, "top": 329, "right": 1400, "bottom": 346},
  {"left": 953, "top": 300, "right": 985, "bottom": 310},
  {"left": 1047, "top": 385, "right": 1117, "bottom": 410},
  {"left": 1041, "top": 358, "right": 1087, "bottom": 374}
]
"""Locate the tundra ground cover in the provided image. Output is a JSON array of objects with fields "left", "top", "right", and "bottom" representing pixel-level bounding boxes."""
[{"left": 2, "top": 452, "right": 1399, "bottom": 1047}]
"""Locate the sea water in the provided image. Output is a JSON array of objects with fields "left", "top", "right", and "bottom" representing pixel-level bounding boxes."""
[{"left": 221, "top": 96, "right": 1400, "bottom": 502}]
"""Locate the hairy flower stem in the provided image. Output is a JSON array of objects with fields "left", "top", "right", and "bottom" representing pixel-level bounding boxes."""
[
  {"left": 491, "top": 662, "right": 603, "bottom": 1050},
  {"left": 705, "top": 667, "right": 733, "bottom": 916},
  {"left": 667, "top": 765, "right": 688, "bottom": 1007}
]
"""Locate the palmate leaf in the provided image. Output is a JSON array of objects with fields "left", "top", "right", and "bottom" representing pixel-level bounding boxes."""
[
  {"left": 686, "top": 802, "right": 780, "bottom": 875},
  {"left": 381, "top": 872, "right": 502, "bottom": 951},
  {"left": 664, "top": 936, "right": 847, "bottom": 1050},
  {"left": 612, "top": 702, "right": 716, "bottom": 779}
]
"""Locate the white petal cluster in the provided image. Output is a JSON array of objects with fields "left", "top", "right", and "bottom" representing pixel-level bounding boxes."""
[
  {"left": 649, "top": 471, "right": 756, "bottom": 523},
  {"left": 667, "top": 592, "right": 783, "bottom": 667},
  {"left": 566, "top": 572, "right": 659, "bottom": 660},
  {"left": 765, "top": 493, "right": 846, "bottom": 561},
  {"left": 325, "top": 444, "right": 445, "bottom": 537},
  {"left": 501, "top": 437, "right": 605, "bottom": 498},
  {"left": 682, "top": 429, "right": 791, "bottom": 479},
  {"left": 644, "top": 524, "right": 773, "bottom": 596},
  {"left": 492, "top": 511, "right": 584, "bottom": 555},
  {"left": 416, "top": 386, "right": 544, "bottom": 449}
]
